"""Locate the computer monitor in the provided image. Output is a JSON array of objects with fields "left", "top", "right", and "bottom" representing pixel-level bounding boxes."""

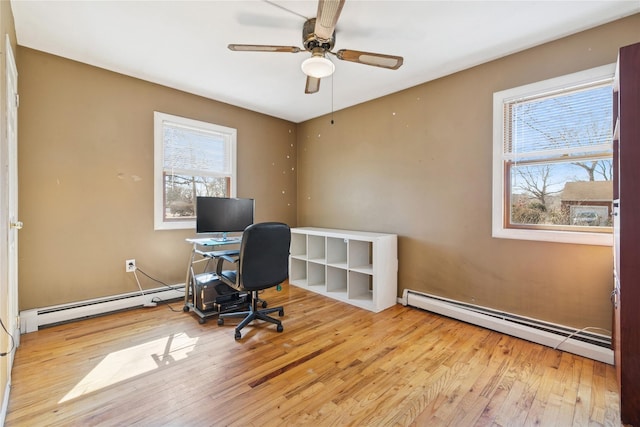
[{"left": 196, "top": 197, "right": 254, "bottom": 235}]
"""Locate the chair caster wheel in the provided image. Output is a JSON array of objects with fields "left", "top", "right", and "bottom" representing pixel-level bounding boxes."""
[
  {"left": 278, "top": 309, "right": 284, "bottom": 317},
  {"left": 198, "top": 318, "right": 206, "bottom": 324},
  {"left": 277, "top": 324, "right": 283, "bottom": 333},
  {"left": 261, "top": 301, "right": 268, "bottom": 308},
  {"left": 234, "top": 331, "right": 242, "bottom": 340},
  {"left": 183, "top": 305, "right": 190, "bottom": 312},
  {"left": 217, "top": 318, "right": 224, "bottom": 326}
]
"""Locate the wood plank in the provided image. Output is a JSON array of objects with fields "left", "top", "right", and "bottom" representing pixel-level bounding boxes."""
[{"left": 5, "top": 283, "right": 620, "bottom": 425}]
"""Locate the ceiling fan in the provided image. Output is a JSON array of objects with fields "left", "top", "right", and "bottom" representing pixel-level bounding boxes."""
[{"left": 228, "top": 0, "right": 404, "bottom": 94}]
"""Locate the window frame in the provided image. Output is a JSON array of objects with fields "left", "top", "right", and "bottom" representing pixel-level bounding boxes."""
[
  {"left": 154, "top": 111, "right": 237, "bottom": 231},
  {"left": 492, "top": 64, "right": 615, "bottom": 246}
]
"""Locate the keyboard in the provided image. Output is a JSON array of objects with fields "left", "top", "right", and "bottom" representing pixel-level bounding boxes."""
[
  {"left": 209, "top": 249, "right": 240, "bottom": 257},
  {"left": 211, "top": 237, "right": 241, "bottom": 243}
]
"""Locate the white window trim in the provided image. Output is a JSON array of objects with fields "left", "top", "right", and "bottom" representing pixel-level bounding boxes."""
[
  {"left": 492, "top": 64, "right": 615, "bottom": 246},
  {"left": 154, "top": 112, "right": 237, "bottom": 231}
]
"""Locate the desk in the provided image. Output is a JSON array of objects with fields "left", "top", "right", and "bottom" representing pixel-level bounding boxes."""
[{"left": 183, "top": 237, "right": 242, "bottom": 323}]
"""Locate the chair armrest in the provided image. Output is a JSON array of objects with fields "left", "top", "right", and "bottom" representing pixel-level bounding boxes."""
[{"left": 216, "top": 254, "right": 239, "bottom": 275}]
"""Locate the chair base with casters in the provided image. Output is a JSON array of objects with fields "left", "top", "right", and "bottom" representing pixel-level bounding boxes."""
[{"left": 217, "top": 290, "right": 284, "bottom": 340}]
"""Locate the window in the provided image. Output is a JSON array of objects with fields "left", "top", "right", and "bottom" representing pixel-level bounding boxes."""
[
  {"left": 154, "top": 112, "right": 237, "bottom": 230},
  {"left": 492, "top": 64, "right": 614, "bottom": 245}
]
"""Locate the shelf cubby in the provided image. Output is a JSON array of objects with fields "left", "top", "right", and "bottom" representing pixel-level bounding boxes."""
[
  {"left": 290, "top": 233, "right": 307, "bottom": 258},
  {"left": 327, "top": 237, "right": 348, "bottom": 268},
  {"left": 348, "top": 271, "right": 373, "bottom": 302},
  {"left": 307, "top": 235, "right": 326, "bottom": 263},
  {"left": 326, "top": 266, "right": 348, "bottom": 294},
  {"left": 307, "top": 262, "right": 326, "bottom": 287},
  {"left": 289, "top": 258, "right": 308, "bottom": 286}
]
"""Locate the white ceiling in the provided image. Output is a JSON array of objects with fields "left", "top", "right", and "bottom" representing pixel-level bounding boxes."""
[{"left": 11, "top": 1, "right": 640, "bottom": 123}]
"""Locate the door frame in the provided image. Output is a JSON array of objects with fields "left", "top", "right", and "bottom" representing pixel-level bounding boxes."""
[{"left": 5, "top": 32, "right": 19, "bottom": 366}]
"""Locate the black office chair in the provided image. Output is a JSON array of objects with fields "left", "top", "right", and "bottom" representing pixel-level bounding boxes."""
[{"left": 216, "top": 222, "right": 291, "bottom": 340}]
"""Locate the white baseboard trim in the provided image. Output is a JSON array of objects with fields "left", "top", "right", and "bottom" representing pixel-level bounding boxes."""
[
  {"left": 1, "top": 379, "right": 10, "bottom": 427},
  {"left": 20, "top": 285, "right": 185, "bottom": 333},
  {"left": 400, "top": 289, "right": 613, "bottom": 365}
]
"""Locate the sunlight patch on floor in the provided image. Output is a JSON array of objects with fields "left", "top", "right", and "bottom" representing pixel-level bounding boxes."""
[{"left": 59, "top": 332, "right": 199, "bottom": 403}]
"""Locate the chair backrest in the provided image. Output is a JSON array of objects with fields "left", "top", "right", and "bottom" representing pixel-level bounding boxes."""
[{"left": 237, "top": 222, "right": 291, "bottom": 291}]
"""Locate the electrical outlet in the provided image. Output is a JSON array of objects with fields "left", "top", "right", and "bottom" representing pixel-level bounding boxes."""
[{"left": 125, "top": 259, "right": 136, "bottom": 272}]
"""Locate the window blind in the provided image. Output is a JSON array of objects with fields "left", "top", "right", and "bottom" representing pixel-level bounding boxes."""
[
  {"left": 504, "top": 82, "right": 612, "bottom": 160},
  {"left": 163, "top": 122, "right": 231, "bottom": 176}
]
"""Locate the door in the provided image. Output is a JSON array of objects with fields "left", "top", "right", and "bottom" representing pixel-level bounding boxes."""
[
  {"left": 6, "top": 34, "right": 20, "bottom": 364},
  {"left": 612, "top": 199, "right": 620, "bottom": 384}
]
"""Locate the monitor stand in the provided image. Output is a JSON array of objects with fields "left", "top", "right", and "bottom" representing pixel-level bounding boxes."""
[{"left": 213, "top": 232, "right": 228, "bottom": 242}]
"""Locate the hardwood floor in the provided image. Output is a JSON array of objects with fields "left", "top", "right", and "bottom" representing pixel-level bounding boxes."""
[{"left": 6, "top": 283, "right": 620, "bottom": 426}]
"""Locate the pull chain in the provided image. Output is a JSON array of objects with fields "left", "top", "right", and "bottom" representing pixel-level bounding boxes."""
[{"left": 331, "top": 72, "right": 335, "bottom": 125}]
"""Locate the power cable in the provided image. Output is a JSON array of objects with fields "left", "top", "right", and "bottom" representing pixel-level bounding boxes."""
[
  {"left": 134, "top": 266, "right": 184, "bottom": 312},
  {"left": 553, "top": 326, "right": 612, "bottom": 350},
  {"left": 0, "top": 317, "right": 16, "bottom": 357}
]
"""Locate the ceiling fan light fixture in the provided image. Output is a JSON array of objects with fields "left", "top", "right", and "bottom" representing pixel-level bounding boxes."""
[{"left": 301, "top": 56, "right": 335, "bottom": 78}]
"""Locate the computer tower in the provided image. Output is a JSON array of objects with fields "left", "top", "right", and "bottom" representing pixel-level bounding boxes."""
[{"left": 194, "top": 274, "right": 247, "bottom": 312}]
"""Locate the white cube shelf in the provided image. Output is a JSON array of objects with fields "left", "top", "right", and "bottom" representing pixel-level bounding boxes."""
[{"left": 289, "top": 227, "right": 398, "bottom": 312}]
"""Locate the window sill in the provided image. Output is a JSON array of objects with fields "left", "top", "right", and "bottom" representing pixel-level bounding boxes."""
[
  {"left": 154, "top": 219, "right": 196, "bottom": 231},
  {"left": 492, "top": 227, "right": 613, "bottom": 246}
]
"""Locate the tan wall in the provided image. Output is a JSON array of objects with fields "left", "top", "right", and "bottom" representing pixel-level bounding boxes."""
[
  {"left": 17, "top": 48, "right": 297, "bottom": 309},
  {"left": 297, "top": 14, "right": 640, "bottom": 331},
  {"left": 1, "top": 0, "right": 17, "bottom": 413}
]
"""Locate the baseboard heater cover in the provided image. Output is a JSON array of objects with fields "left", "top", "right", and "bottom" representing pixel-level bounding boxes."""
[
  {"left": 401, "top": 289, "right": 613, "bottom": 365},
  {"left": 20, "top": 285, "right": 185, "bottom": 333}
]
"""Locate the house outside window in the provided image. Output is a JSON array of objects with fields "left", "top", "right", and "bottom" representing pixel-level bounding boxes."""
[
  {"left": 492, "top": 64, "right": 615, "bottom": 245},
  {"left": 154, "top": 112, "right": 237, "bottom": 230}
]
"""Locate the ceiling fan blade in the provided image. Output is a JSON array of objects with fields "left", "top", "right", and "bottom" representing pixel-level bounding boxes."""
[
  {"left": 314, "top": 0, "right": 345, "bottom": 41},
  {"left": 335, "top": 49, "right": 404, "bottom": 70},
  {"left": 305, "top": 76, "right": 320, "bottom": 94},
  {"left": 228, "top": 44, "right": 301, "bottom": 53}
]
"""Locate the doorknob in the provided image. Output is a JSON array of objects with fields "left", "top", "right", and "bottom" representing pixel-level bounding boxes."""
[{"left": 10, "top": 221, "right": 23, "bottom": 230}]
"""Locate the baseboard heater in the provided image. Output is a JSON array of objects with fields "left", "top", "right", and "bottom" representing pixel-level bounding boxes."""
[
  {"left": 401, "top": 289, "right": 613, "bottom": 365},
  {"left": 19, "top": 284, "right": 185, "bottom": 333}
]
